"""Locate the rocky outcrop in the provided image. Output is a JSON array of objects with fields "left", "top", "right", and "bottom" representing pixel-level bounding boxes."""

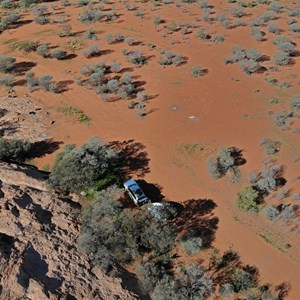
[{"left": 0, "top": 162, "right": 137, "bottom": 300}]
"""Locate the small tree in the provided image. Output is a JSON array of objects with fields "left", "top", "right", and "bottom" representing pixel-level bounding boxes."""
[
  {"left": 49, "top": 137, "right": 119, "bottom": 193},
  {"left": 153, "top": 16, "right": 163, "bottom": 31},
  {"left": 265, "top": 205, "right": 279, "bottom": 221},
  {"left": 0, "top": 55, "right": 16, "bottom": 73},
  {"left": 51, "top": 49, "right": 66, "bottom": 60},
  {"left": 181, "top": 236, "right": 203, "bottom": 255},
  {"left": 273, "top": 51, "right": 290, "bottom": 66},
  {"left": 192, "top": 66, "right": 205, "bottom": 77},
  {"left": 38, "top": 74, "right": 53, "bottom": 91},
  {"left": 0, "top": 138, "right": 31, "bottom": 162},
  {"left": 36, "top": 43, "right": 50, "bottom": 57},
  {"left": 237, "top": 186, "right": 259, "bottom": 211}
]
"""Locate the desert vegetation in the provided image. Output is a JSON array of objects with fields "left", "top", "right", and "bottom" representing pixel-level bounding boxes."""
[{"left": 1, "top": 0, "right": 300, "bottom": 298}]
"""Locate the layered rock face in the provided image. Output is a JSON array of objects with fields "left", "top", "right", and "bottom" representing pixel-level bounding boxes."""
[{"left": 0, "top": 162, "right": 136, "bottom": 300}]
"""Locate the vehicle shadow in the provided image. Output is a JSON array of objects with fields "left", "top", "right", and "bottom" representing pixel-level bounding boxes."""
[{"left": 137, "top": 179, "right": 164, "bottom": 202}]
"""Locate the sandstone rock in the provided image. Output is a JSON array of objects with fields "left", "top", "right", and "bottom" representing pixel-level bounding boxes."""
[{"left": 0, "top": 162, "right": 137, "bottom": 300}]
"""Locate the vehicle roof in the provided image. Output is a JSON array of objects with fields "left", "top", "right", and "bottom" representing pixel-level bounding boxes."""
[{"left": 124, "top": 179, "right": 139, "bottom": 188}]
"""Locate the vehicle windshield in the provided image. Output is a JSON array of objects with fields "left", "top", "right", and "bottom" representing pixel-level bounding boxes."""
[{"left": 133, "top": 188, "right": 143, "bottom": 197}]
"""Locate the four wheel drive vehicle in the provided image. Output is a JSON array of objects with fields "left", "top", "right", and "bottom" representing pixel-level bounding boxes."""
[{"left": 123, "top": 179, "right": 150, "bottom": 206}]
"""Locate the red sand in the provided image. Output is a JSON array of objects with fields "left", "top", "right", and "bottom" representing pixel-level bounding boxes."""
[{"left": 1, "top": 0, "right": 300, "bottom": 297}]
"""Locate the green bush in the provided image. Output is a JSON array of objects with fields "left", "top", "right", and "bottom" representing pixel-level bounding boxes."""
[
  {"left": 49, "top": 137, "right": 119, "bottom": 193},
  {"left": 181, "top": 236, "right": 203, "bottom": 255},
  {"left": 11, "top": 40, "right": 39, "bottom": 53},
  {"left": 0, "top": 138, "right": 31, "bottom": 162},
  {"left": 0, "top": 55, "right": 16, "bottom": 73},
  {"left": 236, "top": 186, "right": 259, "bottom": 211}
]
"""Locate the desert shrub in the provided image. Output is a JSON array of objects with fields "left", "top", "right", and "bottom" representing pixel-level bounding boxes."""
[
  {"left": 255, "top": 165, "right": 282, "bottom": 193},
  {"left": 21, "top": 0, "right": 38, "bottom": 7},
  {"left": 0, "top": 55, "right": 16, "bottom": 73},
  {"left": 137, "top": 90, "right": 147, "bottom": 102},
  {"left": 49, "top": 82, "right": 59, "bottom": 93},
  {"left": 197, "top": 29, "right": 210, "bottom": 40},
  {"left": 272, "top": 35, "right": 291, "bottom": 46},
  {"left": 281, "top": 205, "right": 295, "bottom": 222},
  {"left": 246, "top": 49, "right": 262, "bottom": 61},
  {"left": 212, "top": 34, "right": 225, "bottom": 43},
  {"left": 239, "top": 59, "right": 261, "bottom": 75},
  {"left": 265, "top": 205, "right": 279, "bottom": 221},
  {"left": 121, "top": 72, "right": 132, "bottom": 84},
  {"left": 49, "top": 137, "right": 119, "bottom": 193},
  {"left": 110, "top": 62, "right": 121, "bottom": 73},
  {"left": 191, "top": 66, "right": 205, "bottom": 77},
  {"left": 106, "top": 79, "right": 119, "bottom": 93},
  {"left": 82, "top": 45, "right": 100, "bottom": 58},
  {"left": 181, "top": 236, "right": 202, "bottom": 255},
  {"left": 59, "top": 23, "right": 73, "bottom": 37},
  {"left": 85, "top": 27, "right": 97, "bottom": 40},
  {"left": 38, "top": 74, "right": 53, "bottom": 91},
  {"left": 0, "top": 13, "right": 20, "bottom": 30},
  {"left": 230, "top": 5, "right": 244, "bottom": 18},
  {"left": 159, "top": 51, "right": 184, "bottom": 67},
  {"left": 79, "top": 9, "right": 101, "bottom": 23},
  {"left": 0, "top": 138, "right": 31, "bottom": 162},
  {"left": 51, "top": 49, "right": 66, "bottom": 60},
  {"left": 124, "top": 36, "right": 134, "bottom": 46},
  {"left": 152, "top": 264, "right": 214, "bottom": 299},
  {"left": 237, "top": 186, "right": 259, "bottom": 211},
  {"left": 153, "top": 16, "right": 163, "bottom": 30},
  {"left": 207, "top": 147, "right": 241, "bottom": 180},
  {"left": 202, "top": 10, "right": 210, "bottom": 23},
  {"left": 231, "top": 269, "right": 255, "bottom": 292},
  {"left": 290, "top": 94, "right": 300, "bottom": 110},
  {"left": 267, "top": 22, "right": 280, "bottom": 34},
  {"left": 276, "top": 188, "right": 289, "bottom": 200},
  {"left": 286, "top": 19, "right": 297, "bottom": 25},
  {"left": 276, "top": 42, "right": 295, "bottom": 55},
  {"left": 10, "top": 40, "right": 38, "bottom": 53},
  {"left": 251, "top": 27, "right": 264, "bottom": 41},
  {"left": 268, "top": 1, "right": 282, "bottom": 13},
  {"left": 234, "top": 20, "right": 245, "bottom": 27},
  {"left": 232, "top": 46, "right": 246, "bottom": 61},
  {"left": 175, "top": 264, "right": 214, "bottom": 299},
  {"left": 292, "top": 193, "right": 300, "bottom": 201},
  {"left": 273, "top": 110, "right": 293, "bottom": 127},
  {"left": 220, "top": 283, "right": 234, "bottom": 297},
  {"left": 273, "top": 51, "right": 290, "bottom": 66},
  {"left": 32, "top": 5, "right": 49, "bottom": 24},
  {"left": 77, "top": 0, "right": 88, "bottom": 6},
  {"left": 25, "top": 71, "right": 38, "bottom": 91},
  {"left": 137, "top": 262, "right": 169, "bottom": 294},
  {"left": 60, "top": 0, "right": 70, "bottom": 6},
  {"left": 199, "top": 0, "right": 208, "bottom": 9},
  {"left": 79, "top": 189, "right": 177, "bottom": 266},
  {"left": 289, "top": 23, "right": 300, "bottom": 33},
  {"left": 105, "top": 10, "right": 117, "bottom": 22},
  {"left": 0, "top": 75, "right": 13, "bottom": 88},
  {"left": 260, "top": 138, "right": 280, "bottom": 155},
  {"left": 220, "top": 17, "right": 230, "bottom": 29},
  {"left": 36, "top": 43, "right": 50, "bottom": 57},
  {"left": 127, "top": 50, "right": 146, "bottom": 66}
]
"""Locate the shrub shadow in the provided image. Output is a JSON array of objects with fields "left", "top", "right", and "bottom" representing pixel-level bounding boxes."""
[
  {"left": 28, "top": 139, "right": 63, "bottom": 159},
  {"left": 175, "top": 199, "right": 218, "bottom": 248},
  {"left": 12, "top": 61, "right": 36, "bottom": 75},
  {"left": 109, "top": 139, "right": 150, "bottom": 178},
  {"left": 57, "top": 80, "right": 74, "bottom": 93}
]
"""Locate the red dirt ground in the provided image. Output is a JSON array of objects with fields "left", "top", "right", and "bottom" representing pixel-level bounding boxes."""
[{"left": 1, "top": 0, "right": 300, "bottom": 297}]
